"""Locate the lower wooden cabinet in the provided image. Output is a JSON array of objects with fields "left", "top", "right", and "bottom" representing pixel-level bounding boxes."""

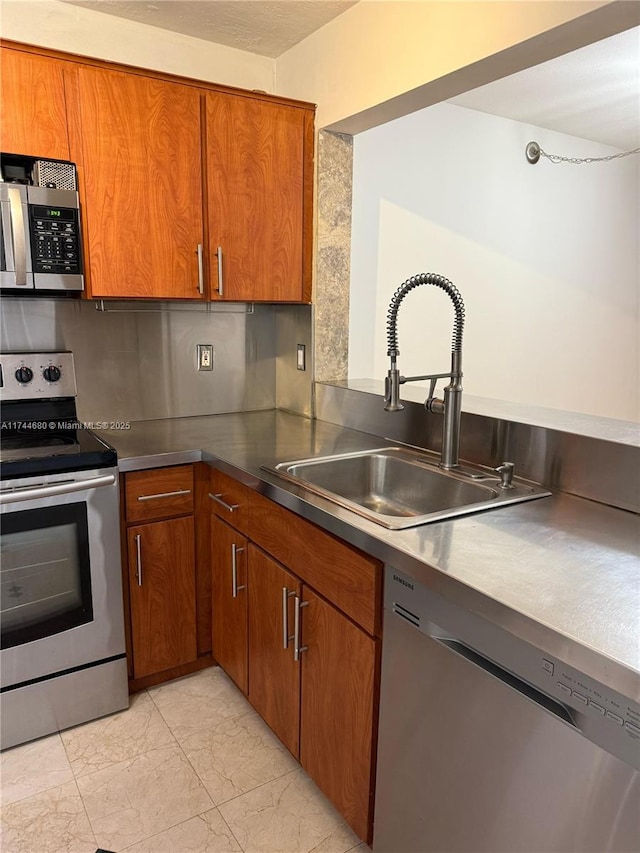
[
  {"left": 248, "top": 545, "right": 301, "bottom": 756},
  {"left": 299, "top": 587, "right": 376, "bottom": 841},
  {"left": 127, "top": 516, "right": 197, "bottom": 680},
  {"left": 121, "top": 463, "right": 212, "bottom": 689},
  {"left": 211, "top": 516, "right": 248, "bottom": 694},
  {"left": 210, "top": 468, "right": 381, "bottom": 844},
  {"left": 246, "top": 545, "right": 376, "bottom": 841}
]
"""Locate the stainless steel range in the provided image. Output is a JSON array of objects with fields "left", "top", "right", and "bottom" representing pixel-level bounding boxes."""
[{"left": 0, "top": 351, "right": 128, "bottom": 750}]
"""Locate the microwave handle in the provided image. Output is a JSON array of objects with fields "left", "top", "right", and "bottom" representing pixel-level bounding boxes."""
[{"left": 7, "top": 187, "right": 27, "bottom": 286}]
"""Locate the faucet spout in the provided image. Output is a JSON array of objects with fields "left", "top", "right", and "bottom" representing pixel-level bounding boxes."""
[{"left": 384, "top": 274, "right": 465, "bottom": 469}]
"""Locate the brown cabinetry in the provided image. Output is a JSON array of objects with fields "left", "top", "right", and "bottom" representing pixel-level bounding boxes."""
[
  {"left": 122, "top": 464, "right": 211, "bottom": 689},
  {"left": 209, "top": 469, "right": 250, "bottom": 693},
  {"left": 1, "top": 40, "right": 313, "bottom": 303},
  {"left": 299, "top": 587, "right": 377, "bottom": 841},
  {"left": 211, "top": 515, "right": 248, "bottom": 694},
  {"left": 127, "top": 515, "right": 196, "bottom": 679},
  {"left": 205, "top": 93, "right": 312, "bottom": 302},
  {"left": 210, "top": 467, "right": 381, "bottom": 843},
  {"left": 247, "top": 545, "right": 301, "bottom": 756},
  {"left": 1, "top": 48, "right": 70, "bottom": 160},
  {"left": 73, "top": 66, "right": 205, "bottom": 300}
]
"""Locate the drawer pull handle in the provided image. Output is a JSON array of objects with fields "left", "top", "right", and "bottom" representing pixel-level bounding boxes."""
[
  {"left": 231, "top": 543, "right": 245, "bottom": 598},
  {"left": 209, "top": 492, "right": 239, "bottom": 512},
  {"left": 282, "top": 586, "right": 295, "bottom": 649},
  {"left": 293, "top": 596, "right": 309, "bottom": 661},
  {"left": 135, "top": 533, "right": 143, "bottom": 587},
  {"left": 138, "top": 488, "right": 191, "bottom": 502}
]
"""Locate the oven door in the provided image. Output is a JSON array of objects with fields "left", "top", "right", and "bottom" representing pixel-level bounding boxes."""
[{"left": 0, "top": 467, "right": 126, "bottom": 688}]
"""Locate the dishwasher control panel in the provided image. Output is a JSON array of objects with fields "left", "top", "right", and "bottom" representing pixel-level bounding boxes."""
[
  {"left": 386, "top": 568, "right": 640, "bottom": 771},
  {"left": 542, "top": 657, "right": 640, "bottom": 750},
  {"left": 543, "top": 658, "right": 640, "bottom": 738}
]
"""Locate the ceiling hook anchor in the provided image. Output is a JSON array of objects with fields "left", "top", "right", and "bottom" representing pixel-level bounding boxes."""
[{"left": 526, "top": 141, "right": 541, "bottom": 164}]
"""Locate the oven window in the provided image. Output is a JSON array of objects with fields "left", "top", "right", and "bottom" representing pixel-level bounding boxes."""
[{"left": 0, "top": 502, "right": 93, "bottom": 649}]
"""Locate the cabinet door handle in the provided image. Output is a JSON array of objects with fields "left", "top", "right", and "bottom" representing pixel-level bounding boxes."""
[
  {"left": 216, "top": 245, "right": 224, "bottom": 296},
  {"left": 138, "top": 488, "right": 191, "bottom": 502},
  {"left": 293, "top": 596, "right": 309, "bottom": 661},
  {"left": 209, "top": 492, "right": 239, "bottom": 513},
  {"left": 135, "top": 533, "right": 143, "bottom": 587},
  {"left": 196, "top": 243, "right": 204, "bottom": 294},
  {"left": 282, "top": 586, "right": 295, "bottom": 649},
  {"left": 231, "top": 543, "right": 245, "bottom": 598}
]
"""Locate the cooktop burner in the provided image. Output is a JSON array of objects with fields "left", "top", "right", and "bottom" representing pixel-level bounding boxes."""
[{"left": 0, "top": 351, "right": 117, "bottom": 479}]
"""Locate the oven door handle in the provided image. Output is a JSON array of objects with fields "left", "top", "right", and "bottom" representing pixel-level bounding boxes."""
[{"left": 0, "top": 474, "right": 116, "bottom": 505}]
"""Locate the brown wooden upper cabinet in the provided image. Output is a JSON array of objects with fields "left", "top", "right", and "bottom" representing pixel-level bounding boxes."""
[
  {"left": 72, "top": 66, "right": 205, "bottom": 300},
  {"left": 1, "top": 49, "right": 70, "bottom": 160},
  {"left": 205, "top": 93, "right": 311, "bottom": 302},
  {"left": 1, "top": 42, "right": 314, "bottom": 302}
]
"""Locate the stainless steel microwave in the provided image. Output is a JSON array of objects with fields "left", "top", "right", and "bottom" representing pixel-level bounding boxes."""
[{"left": 0, "top": 155, "right": 84, "bottom": 294}]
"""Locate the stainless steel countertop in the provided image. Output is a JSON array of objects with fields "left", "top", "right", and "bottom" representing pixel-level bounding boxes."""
[{"left": 100, "top": 410, "right": 640, "bottom": 698}]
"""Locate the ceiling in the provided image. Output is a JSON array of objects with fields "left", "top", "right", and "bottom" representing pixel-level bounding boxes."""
[
  {"left": 60, "top": 4, "right": 637, "bottom": 148},
  {"left": 449, "top": 27, "right": 640, "bottom": 151},
  {"left": 62, "top": 0, "right": 358, "bottom": 58}
]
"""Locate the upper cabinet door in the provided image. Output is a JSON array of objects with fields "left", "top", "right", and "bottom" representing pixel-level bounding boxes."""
[
  {"left": 1, "top": 49, "right": 70, "bottom": 160},
  {"left": 206, "top": 93, "right": 309, "bottom": 302},
  {"left": 75, "top": 67, "right": 204, "bottom": 299}
]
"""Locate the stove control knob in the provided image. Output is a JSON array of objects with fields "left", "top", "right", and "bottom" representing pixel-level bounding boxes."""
[
  {"left": 15, "top": 366, "right": 34, "bottom": 384},
  {"left": 43, "top": 365, "right": 61, "bottom": 383}
]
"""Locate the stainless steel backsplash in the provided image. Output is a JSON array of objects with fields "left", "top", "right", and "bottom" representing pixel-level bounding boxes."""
[{"left": 0, "top": 299, "right": 313, "bottom": 422}]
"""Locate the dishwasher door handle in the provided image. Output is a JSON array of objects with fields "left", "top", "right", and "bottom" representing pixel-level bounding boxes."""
[{"left": 431, "top": 634, "right": 579, "bottom": 730}]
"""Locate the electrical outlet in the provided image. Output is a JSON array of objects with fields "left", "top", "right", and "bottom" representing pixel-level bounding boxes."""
[{"left": 197, "top": 344, "right": 214, "bottom": 371}]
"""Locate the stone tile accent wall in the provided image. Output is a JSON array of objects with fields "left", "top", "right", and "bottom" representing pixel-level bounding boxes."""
[{"left": 314, "top": 130, "right": 353, "bottom": 382}]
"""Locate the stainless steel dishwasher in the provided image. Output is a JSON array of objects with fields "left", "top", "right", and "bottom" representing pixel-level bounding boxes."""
[{"left": 374, "top": 569, "right": 640, "bottom": 853}]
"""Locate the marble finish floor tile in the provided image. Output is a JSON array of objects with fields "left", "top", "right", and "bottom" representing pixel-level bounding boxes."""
[
  {"left": 219, "top": 768, "right": 361, "bottom": 853},
  {"left": 180, "top": 710, "right": 299, "bottom": 805},
  {"left": 0, "top": 780, "right": 96, "bottom": 853},
  {"left": 77, "top": 742, "right": 213, "bottom": 851},
  {"left": 149, "top": 667, "right": 250, "bottom": 741},
  {"left": 60, "top": 690, "right": 175, "bottom": 778},
  {"left": 1, "top": 733, "right": 74, "bottom": 806},
  {"left": 123, "top": 808, "right": 242, "bottom": 852}
]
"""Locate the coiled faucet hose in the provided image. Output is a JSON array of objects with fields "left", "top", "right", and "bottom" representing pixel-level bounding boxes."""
[{"left": 386, "top": 273, "right": 465, "bottom": 357}]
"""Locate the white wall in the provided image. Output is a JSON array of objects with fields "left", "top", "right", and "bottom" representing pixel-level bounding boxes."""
[
  {"left": 349, "top": 103, "right": 639, "bottom": 422},
  {"left": 276, "top": 0, "right": 615, "bottom": 130},
  {"left": 0, "top": 0, "right": 275, "bottom": 92}
]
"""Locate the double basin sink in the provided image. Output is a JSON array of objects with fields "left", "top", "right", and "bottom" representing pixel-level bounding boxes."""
[{"left": 265, "top": 447, "right": 550, "bottom": 529}]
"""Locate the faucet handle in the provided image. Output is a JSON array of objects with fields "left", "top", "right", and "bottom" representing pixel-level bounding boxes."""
[{"left": 495, "top": 461, "right": 515, "bottom": 489}]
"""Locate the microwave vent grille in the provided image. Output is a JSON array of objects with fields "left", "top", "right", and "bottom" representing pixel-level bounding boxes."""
[{"left": 33, "top": 160, "right": 76, "bottom": 191}]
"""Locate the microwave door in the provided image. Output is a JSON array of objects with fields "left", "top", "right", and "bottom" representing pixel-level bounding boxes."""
[{"left": 0, "top": 185, "right": 34, "bottom": 290}]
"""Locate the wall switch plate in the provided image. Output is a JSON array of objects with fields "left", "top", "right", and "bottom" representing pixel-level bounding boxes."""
[
  {"left": 297, "top": 344, "right": 306, "bottom": 371},
  {"left": 197, "top": 344, "right": 214, "bottom": 371}
]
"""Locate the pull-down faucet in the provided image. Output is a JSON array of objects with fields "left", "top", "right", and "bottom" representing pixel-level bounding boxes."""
[{"left": 384, "top": 273, "right": 465, "bottom": 469}]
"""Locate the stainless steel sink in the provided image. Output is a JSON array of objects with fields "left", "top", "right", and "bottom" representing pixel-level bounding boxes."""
[{"left": 265, "top": 447, "right": 550, "bottom": 529}]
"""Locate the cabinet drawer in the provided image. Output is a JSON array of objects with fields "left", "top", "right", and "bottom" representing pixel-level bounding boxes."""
[
  {"left": 125, "top": 465, "right": 194, "bottom": 523},
  {"left": 248, "top": 491, "right": 382, "bottom": 636},
  {"left": 209, "top": 468, "right": 249, "bottom": 534}
]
